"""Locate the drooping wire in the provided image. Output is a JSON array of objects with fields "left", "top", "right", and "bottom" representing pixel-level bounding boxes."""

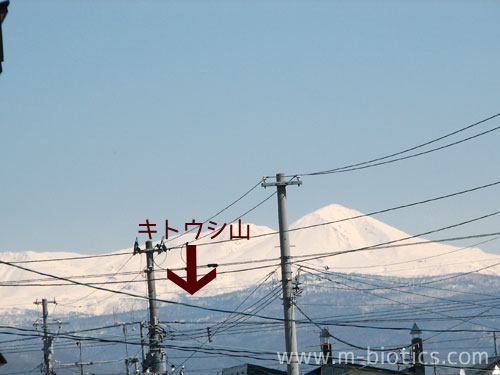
[
  {"left": 176, "top": 179, "right": 500, "bottom": 249},
  {"left": 286, "top": 111, "right": 500, "bottom": 176},
  {"left": 298, "top": 265, "right": 500, "bottom": 332},
  {"left": 294, "top": 302, "right": 410, "bottom": 352},
  {"left": 164, "top": 179, "right": 263, "bottom": 244}
]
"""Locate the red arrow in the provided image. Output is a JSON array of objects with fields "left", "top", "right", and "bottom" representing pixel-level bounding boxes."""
[{"left": 167, "top": 244, "right": 216, "bottom": 295}]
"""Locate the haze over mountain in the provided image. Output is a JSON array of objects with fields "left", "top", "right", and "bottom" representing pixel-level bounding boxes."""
[{"left": 1, "top": 204, "right": 498, "bottom": 316}]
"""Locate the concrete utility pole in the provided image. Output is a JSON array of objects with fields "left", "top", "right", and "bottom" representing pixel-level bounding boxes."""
[
  {"left": 493, "top": 332, "right": 498, "bottom": 357},
  {"left": 123, "top": 325, "right": 131, "bottom": 375},
  {"left": 76, "top": 341, "right": 83, "bottom": 375},
  {"left": 139, "top": 322, "right": 147, "bottom": 370},
  {"left": 34, "top": 299, "right": 56, "bottom": 375},
  {"left": 121, "top": 324, "right": 140, "bottom": 375},
  {"left": 134, "top": 240, "right": 167, "bottom": 375},
  {"left": 262, "top": 173, "right": 302, "bottom": 375}
]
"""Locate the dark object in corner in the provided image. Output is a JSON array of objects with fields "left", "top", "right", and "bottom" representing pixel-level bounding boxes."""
[
  {"left": 0, "top": 0, "right": 10, "bottom": 74},
  {"left": 0, "top": 351, "right": 7, "bottom": 366}
]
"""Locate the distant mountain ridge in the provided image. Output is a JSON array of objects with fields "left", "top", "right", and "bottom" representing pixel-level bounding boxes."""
[
  {"left": 1, "top": 203, "right": 498, "bottom": 316},
  {"left": 3, "top": 272, "right": 500, "bottom": 374}
]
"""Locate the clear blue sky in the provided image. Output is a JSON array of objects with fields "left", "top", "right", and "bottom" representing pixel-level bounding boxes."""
[{"left": 1, "top": 0, "right": 499, "bottom": 254}]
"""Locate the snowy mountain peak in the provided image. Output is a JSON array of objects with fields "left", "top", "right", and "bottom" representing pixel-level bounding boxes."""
[
  {"left": 1, "top": 203, "right": 498, "bottom": 316},
  {"left": 301, "top": 203, "right": 363, "bottom": 222},
  {"left": 290, "top": 204, "right": 371, "bottom": 231}
]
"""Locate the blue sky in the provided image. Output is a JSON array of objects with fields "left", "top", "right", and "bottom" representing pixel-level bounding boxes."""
[{"left": 1, "top": 0, "right": 499, "bottom": 254}]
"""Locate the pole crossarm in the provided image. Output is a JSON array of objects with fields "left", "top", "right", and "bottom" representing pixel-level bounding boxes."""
[
  {"left": 261, "top": 175, "right": 302, "bottom": 188},
  {"left": 133, "top": 237, "right": 168, "bottom": 255}
]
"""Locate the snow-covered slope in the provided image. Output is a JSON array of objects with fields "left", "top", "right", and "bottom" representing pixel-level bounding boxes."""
[{"left": 1, "top": 204, "right": 498, "bottom": 315}]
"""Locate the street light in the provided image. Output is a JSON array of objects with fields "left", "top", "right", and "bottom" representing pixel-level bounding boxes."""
[{"left": 0, "top": 0, "right": 9, "bottom": 74}]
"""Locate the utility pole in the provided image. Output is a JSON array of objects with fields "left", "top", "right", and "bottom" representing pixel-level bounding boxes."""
[
  {"left": 34, "top": 299, "right": 56, "bottom": 375},
  {"left": 123, "top": 325, "right": 131, "bottom": 375},
  {"left": 131, "top": 357, "right": 140, "bottom": 375},
  {"left": 134, "top": 240, "right": 167, "bottom": 375},
  {"left": 140, "top": 322, "right": 147, "bottom": 371},
  {"left": 121, "top": 324, "right": 140, "bottom": 375},
  {"left": 493, "top": 332, "right": 498, "bottom": 357},
  {"left": 262, "top": 173, "right": 302, "bottom": 375},
  {"left": 76, "top": 341, "right": 83, "bottom": 375},
  {"left": 70, "top": 342, "right": 93, "bottom": 375}
]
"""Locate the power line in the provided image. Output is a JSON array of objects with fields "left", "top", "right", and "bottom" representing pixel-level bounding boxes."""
[
  {"left": 168, "top": 272, "right": 281, "bottom": 370},
  {"left": 297, "top": 267, "right": 500, "bottom": 333},
  {"left": 287, "top": 111, "right": 500, "bottom": 176},
  {"left": 294, "top": 303, "right": 410, "bottom": 352},
  {"left": 3, "top": 232, "right": 499, "bottom": 293},
  {"left": 164, "top": 179, "right": 263, "bottom": 244},
  {"left": 305, "top": 123, "right": 500, "bottom": 174},
  {"left": 289, "top": 209, "right": 500, "bottom": 265},
  {"left": 299, "top": 264, "right": 500, "bottom": 314},
  {"left": 0, "top": 258, "right": 291, "bottom": 323},
  {"left": 301, "top": 263, "right": 500, "bottom": 298},
  {"left": 1, "top": 215, "right": 500, "bottom": 335},
  {"left": 326, "top": 234, "right": 500, "bottom": 272},
  {"left": 188, "top": 189, "right": 276, "bottom": 246},
  {"left": 7, "top": 251, "right": 133, "bottom": 264},
  {"left": 4, "top": 180, "right": 268, "bottom": 265},
  {"left": 58, "top": 254, "right": 135, "bottom": 307},
  {"left": 179, "top": 179, "right": 500, "bottom": 249},
  {"left": 3, "top": 231, "right": 499, "bottom": 289},
  {"left": 5, "top": 179, "right": 500, "bottom": 266}
]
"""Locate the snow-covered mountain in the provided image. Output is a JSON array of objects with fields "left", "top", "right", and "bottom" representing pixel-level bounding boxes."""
[{"left": 1, "top": 204, "right": 498, "bottom": 316}]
